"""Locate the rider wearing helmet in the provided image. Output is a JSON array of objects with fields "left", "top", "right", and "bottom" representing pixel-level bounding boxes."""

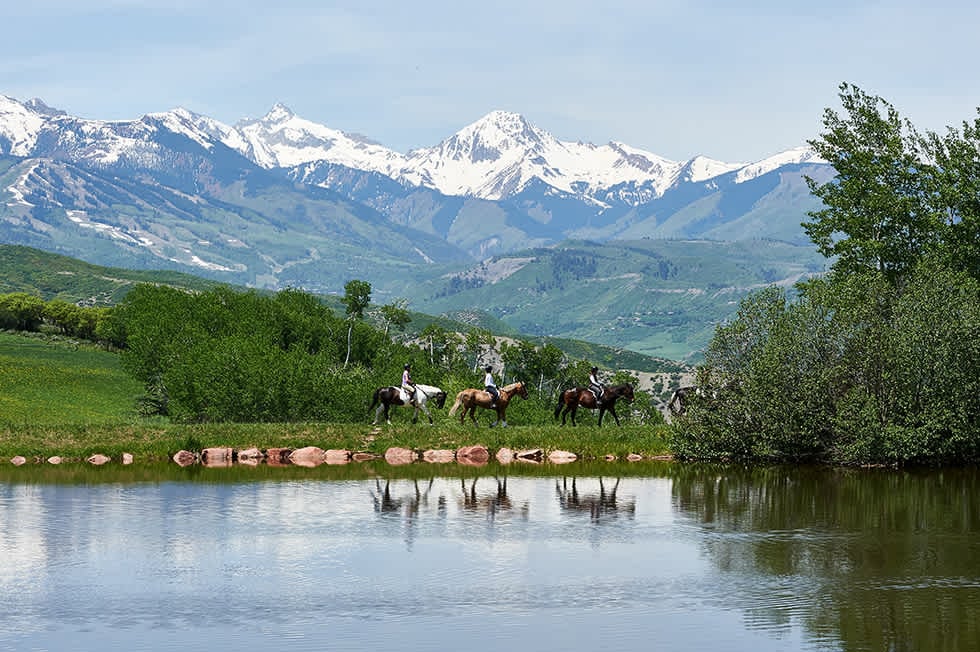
[{"left": 588, "top": 366, "right": 605, "bottom": 408}]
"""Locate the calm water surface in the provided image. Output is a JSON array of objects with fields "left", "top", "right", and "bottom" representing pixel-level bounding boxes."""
[{"left": 1, "top": 462, "right": 978, "bottom": 652}]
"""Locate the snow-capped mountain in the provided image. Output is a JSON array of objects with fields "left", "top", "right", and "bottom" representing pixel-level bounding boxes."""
[
  {"left": 0, "top": 93, "right": 835, "bottom": 360},
  {"left": 0, "top": 92, "right": 832, "bottom": 289},
  {"left": 233, "top": 102, "right": 405, "bottom": 171},
  {"left": 1, "top": 93, "right": 823, "bottom": 208},
  {"left": 214, "top": 104, "right": 819, "bottom": 205}
]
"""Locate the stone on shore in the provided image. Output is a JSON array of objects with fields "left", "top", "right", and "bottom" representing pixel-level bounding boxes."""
[
  {"left": 10, "top": 456, "right": 27, "bottom": 466},
  {"left": 516, "top": 449, "right": 543, "bottom": 462},
  {"left": 384, "top": 447, "right": 417, "bottom": 465},
  {"left": 289, "top": 446, "right": 326, "bottom": 467},
  {"left": 324, "top": 449, "right": 351, "bottom": 465},
  {"left": 265, "top": 448, "right": 292, "bottom": 466},
  {"left": 423, "top": 449, "right": 456, "bottom": 463},
  {"left": 87, "top": 453, "right": 111, "bottom": 466},
  {"left": 237, "top": 447, "right": 264, "bottom": 461},
  {"left": 172, "top": 450, "right": 198, "bottom": 466},
  {"left": 456, "top": 445, "right": 490, "bottom": 466},
  {"left": 202, "top": 447, "right": 234, "bottom": 466},
  {"left": 548, "top": 450, "right": 577, "bottom": 464},
  {"left": 495, "top": 447, "right": 515, "bottom": 464}
]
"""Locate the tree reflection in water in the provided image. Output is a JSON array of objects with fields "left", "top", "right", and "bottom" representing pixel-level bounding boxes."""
[{"left": 668, "top": 464, "right": 980, "bottom": 652}]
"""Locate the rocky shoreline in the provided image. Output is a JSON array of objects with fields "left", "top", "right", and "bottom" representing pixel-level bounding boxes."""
[{"left": 6, "top": 444, "right": 672, "bottom": 467}]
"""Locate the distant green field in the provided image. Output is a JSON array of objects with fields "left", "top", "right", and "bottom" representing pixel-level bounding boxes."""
[{"left": 0, "top": 332, "right": 143, "bottom": 425}]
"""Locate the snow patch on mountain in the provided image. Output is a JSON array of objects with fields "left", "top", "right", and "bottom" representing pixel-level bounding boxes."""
[
  {"left": 0, "top": 95, "right": 45, "bottom": 155},
  {"left": 735, "top": 146, "right": 826, "bottom": 183},
  {"left": 233, "top": 102, "right": 405, "bottom": 171}
]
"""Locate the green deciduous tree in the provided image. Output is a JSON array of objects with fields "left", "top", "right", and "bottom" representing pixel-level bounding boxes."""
[
  {"left": 341, "top": 279, "right": 371, "bottom": 368},
  {"left": 804, "top": 82, "right": 944, "bottom": 285}
]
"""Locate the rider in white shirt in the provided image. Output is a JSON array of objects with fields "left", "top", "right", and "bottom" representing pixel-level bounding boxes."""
[
  {"left": 484, "top": 365, "right": 499, "bottom": 408},
  {"left": 402, "top": 363, "right": 417, "bottom": 406}
]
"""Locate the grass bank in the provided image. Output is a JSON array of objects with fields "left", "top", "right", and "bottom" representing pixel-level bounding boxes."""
[{"left": 0, "top": 332, "right": 673, "bottom": 462}]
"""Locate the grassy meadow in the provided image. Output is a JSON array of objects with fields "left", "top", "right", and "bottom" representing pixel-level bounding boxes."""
[{"left": 0, "top": 331, "right": 672, "bottom": 462}]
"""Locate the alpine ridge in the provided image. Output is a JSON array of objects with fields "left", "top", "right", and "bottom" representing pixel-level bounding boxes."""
[{"left": 0, "top": 92, "right": 833, "bottom": 359}]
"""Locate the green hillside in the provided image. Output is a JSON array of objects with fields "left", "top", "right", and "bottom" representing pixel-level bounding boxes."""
[
  {"left": 409, "top": 238, "right": 827, "bottom": 361},
  {"left": 0, "top": 244, "right": 221, "bottom": 304},
  {"left": 0, "top": 244, "right": 682, "bottom": 375},
  {"left": 0, "top": 332, "right": 144, "bottom": 425}
]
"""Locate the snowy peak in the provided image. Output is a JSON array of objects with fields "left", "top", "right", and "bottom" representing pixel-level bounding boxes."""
[
  {"left": 676, "top": 155, "right": 742, "bottom": 184},
  {"left": 145, "top": 107, "right": 240, "bottom": 151},
  {"left": 735, "top": 146, "right": 826, "bottom": 183},
  {"left": 263, "top": 102, "right": 295, "bottom": 123},
  {"left": 231, "top": 103, "right": 404, "bottom": 170},
  {"left": 433, "top": 110, "right": 553, "bottom": 163},
  {"left": 0, "top": 94, "right": 46, "bottom": 156}
]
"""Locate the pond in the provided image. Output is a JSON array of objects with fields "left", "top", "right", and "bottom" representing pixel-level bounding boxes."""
[{"left": 1, "top": 461, "right": 978, "bottom": 652}]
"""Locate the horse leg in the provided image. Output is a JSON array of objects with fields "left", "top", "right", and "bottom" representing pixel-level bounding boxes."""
[
  {"left": 610, "top": 406, "right": 621, "bottom": 426},
  {"left": 570, "top": 406, "right": 577, "bottom": 427},
  {"left": 411, "top": 406, "right": 418, "bottom": 424},
  {"left": 420, "top": 403, "right": 433, "bottom": 424},
  {"left": 372, "top": 404, "right": 382, "bottom": 426}
]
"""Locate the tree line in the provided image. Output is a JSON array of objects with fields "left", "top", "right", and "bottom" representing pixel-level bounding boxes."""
[
  {"left": 2, "top": 281, "right": 660, "bottom": 425},
  {"left": 671, "top": 82, "right": 980, "bottom": 466}
]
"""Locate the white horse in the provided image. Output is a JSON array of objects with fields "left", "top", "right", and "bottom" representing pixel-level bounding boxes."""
[{"left": 369, "top": 383, "right": 447, "bottom": 425}]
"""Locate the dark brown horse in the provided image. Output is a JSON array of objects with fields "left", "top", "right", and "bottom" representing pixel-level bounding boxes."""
[
  {"left": 554, "top": 383, "right": 635, "bottom": 426},
  {"left": 448, "top": 381, "right": 529, "bottom": 427}
]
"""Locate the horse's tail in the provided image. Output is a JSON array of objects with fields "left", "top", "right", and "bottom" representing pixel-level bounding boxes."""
[
  {"left": 448, "top": 392, "right": 464, "bottom": 417},
  {"left": 554, "top": 391, "right": 565, "bottom": 420},
  {"left": 369, "top": 387, "right": 381, "bottom": 411}
]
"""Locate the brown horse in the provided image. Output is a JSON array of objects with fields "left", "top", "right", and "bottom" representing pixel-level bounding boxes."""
[
  {"left": 554, "top": 383, "right": 635, "bottom": 426},
  {"left": 448, "top": 381, "right": 529, "bottom": 427}
]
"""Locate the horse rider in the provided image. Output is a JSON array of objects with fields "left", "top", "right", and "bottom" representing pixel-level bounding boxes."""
[
  {"left": 588, "top": 366, "right": 605, "bottom": 408},
  {"left": 484, "top": 365, "right": 499, "bottom": 408},
  {"left": 402, "top": 363, "right": 417, "bottom": 406}
]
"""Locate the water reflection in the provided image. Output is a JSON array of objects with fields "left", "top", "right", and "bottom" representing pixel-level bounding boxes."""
[
  {"left": 669, "top": 464, "right": 980, "bottom": 652},
  {"left": 2, "top": 463, "right": 980, "bottom": 651},
  {"left": 555, "top": 476, "right": 636, "bottom": 523}
]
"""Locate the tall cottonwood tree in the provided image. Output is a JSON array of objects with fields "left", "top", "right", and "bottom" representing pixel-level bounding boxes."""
[
  {"left": 803, "top": 82, "right": 944, "bottom": 285},
  {"left": 341, "top": 279, "right": 371, "bottom": 368},
  {"left": 674, "top": 83, "right": 980, "bottom": 465}
]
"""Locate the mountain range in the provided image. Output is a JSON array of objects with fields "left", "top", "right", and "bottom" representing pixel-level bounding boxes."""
[{"left": 0, "top": 94, "right": 834, "bottom": 360}]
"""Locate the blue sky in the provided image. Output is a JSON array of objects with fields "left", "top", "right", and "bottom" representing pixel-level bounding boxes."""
[{"left": 3, "top": 1, "right": 979, "bottom": 162}]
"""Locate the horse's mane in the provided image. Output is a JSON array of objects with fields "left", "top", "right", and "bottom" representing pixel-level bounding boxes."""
[
  {"left": 501, "top": 381, "right": 524, "bottom": 391},
  {"left": 414, "top": 383, "right": 444, "bottom": 394}
]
